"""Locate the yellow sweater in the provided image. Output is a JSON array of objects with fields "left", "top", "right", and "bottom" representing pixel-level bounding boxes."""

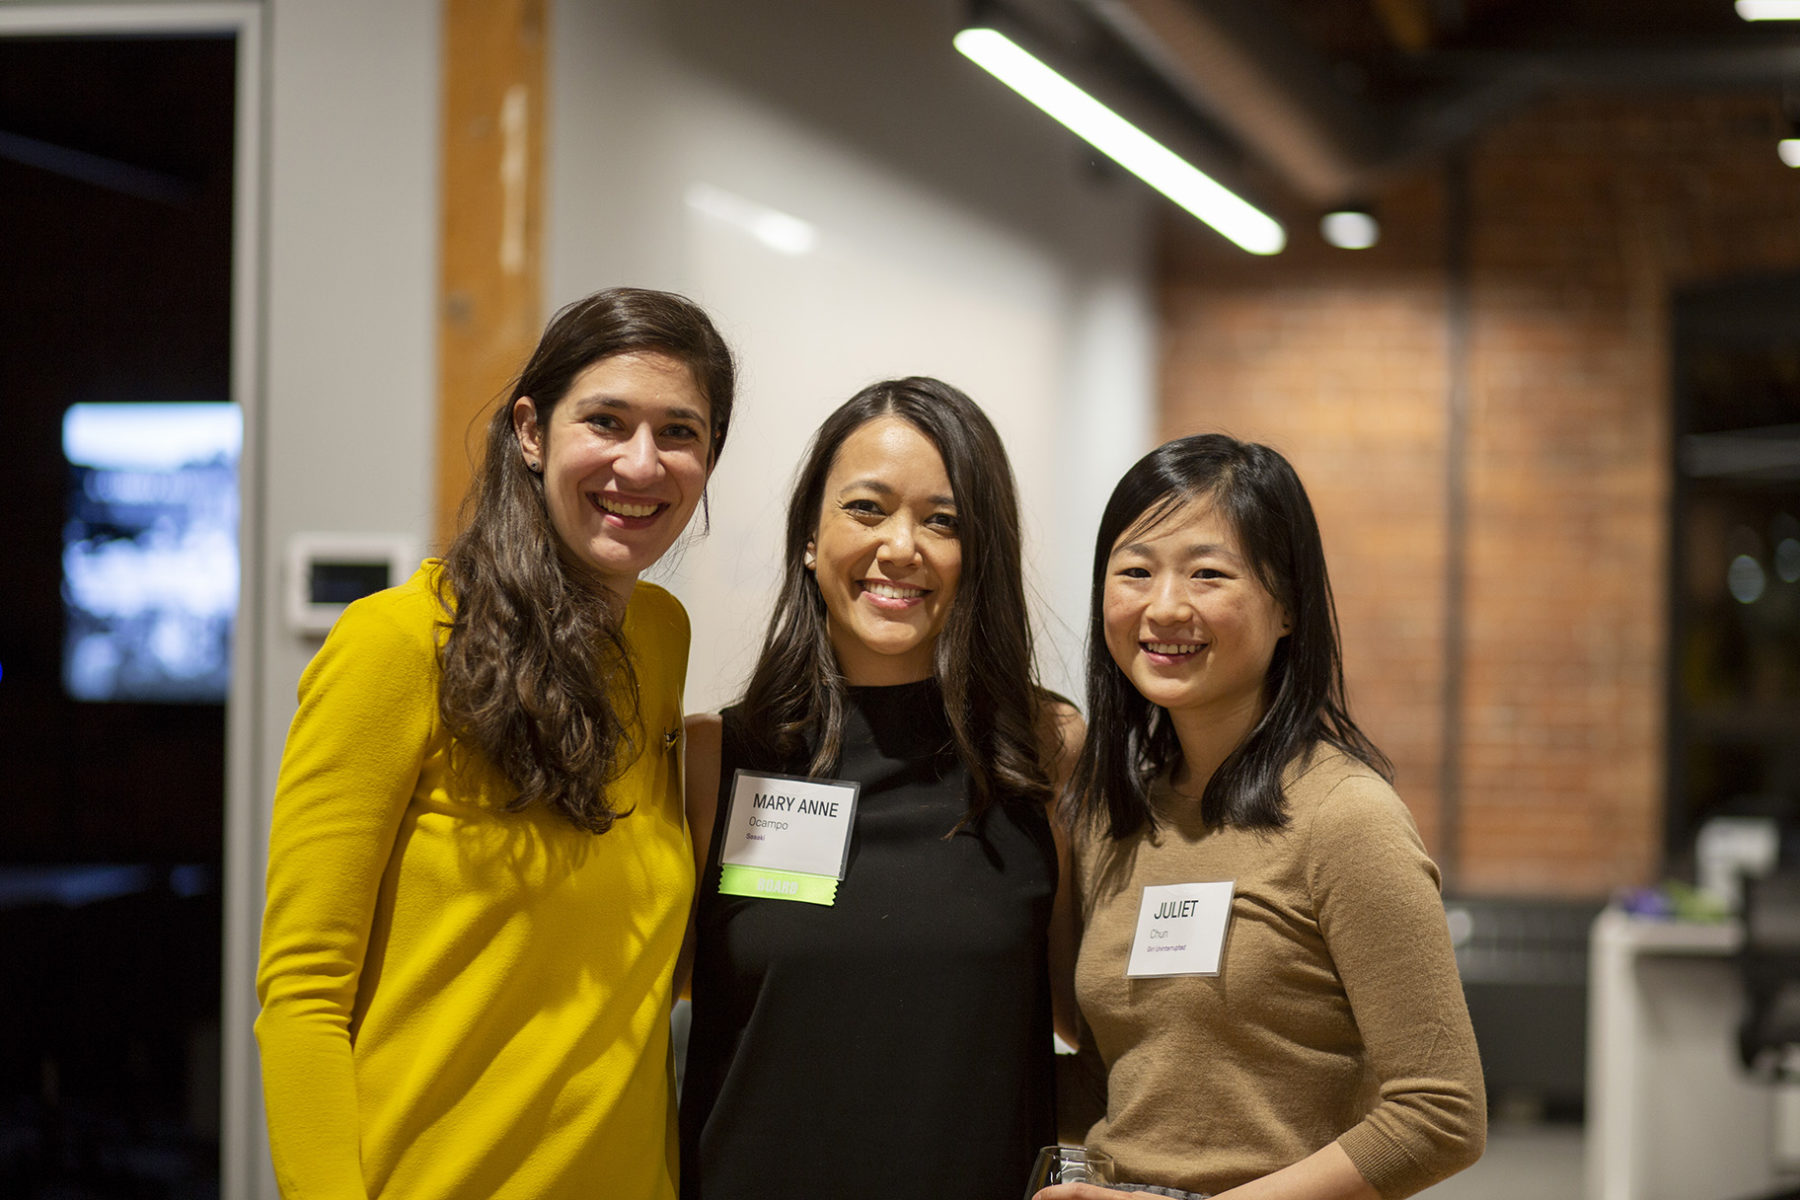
[{"left": 255, "top": 563, "right": 694, "bottom": 1200}]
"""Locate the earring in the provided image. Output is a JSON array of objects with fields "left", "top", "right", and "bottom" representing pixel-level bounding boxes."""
[
  {"left": 803, "top": 551, "right": 816, "bottom": 569},
  {"left": 528, "top": 460, "right": 542, "bottom": 473}
]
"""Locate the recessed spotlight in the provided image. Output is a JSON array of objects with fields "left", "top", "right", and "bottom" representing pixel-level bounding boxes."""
[
  {"left": 1320, "top": 210, "right": 1379, "bottom": 249},
  {"left": 1737, "top": 0, "right": 1800, "bottom": 19}
]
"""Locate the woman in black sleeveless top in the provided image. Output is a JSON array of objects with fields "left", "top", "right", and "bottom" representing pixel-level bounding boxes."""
[{"left": 680, "top": 378, "right": 1082, "bottom": 1200}]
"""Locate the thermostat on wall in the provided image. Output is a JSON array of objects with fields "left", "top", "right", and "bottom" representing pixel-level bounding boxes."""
[{"left": 286, "top": 534, "right": 421, "bottom": 635}]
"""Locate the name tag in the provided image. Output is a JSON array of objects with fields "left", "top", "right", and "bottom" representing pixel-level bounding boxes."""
[
  {"left": 1126, "top": 881, "right": 1235, "bottom": 977},
  {"left": 716, "top": 770, "right": 859, "bottom": 906}
]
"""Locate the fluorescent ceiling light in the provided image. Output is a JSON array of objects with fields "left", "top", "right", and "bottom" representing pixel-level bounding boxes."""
[
  {"left": 1321, "top": 210, "right": 1379, "bottom": 249},
  {"left": 954, "top": 26, "right": 1285, "bottom": 255},
  {"left": 1736, "top": 0, "right": 1800, "bottom": 18},
  {"left": 1780, "top": 138, "right": 1800, "bottom": 167},
  {"left": 684, "top": 183, "right": 817, "bottom": 255}
]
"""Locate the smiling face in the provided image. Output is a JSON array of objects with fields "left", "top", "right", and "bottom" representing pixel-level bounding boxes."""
[
  {"left": 807, "top": 416, "right": 962, "bottom": 686},
  {"left": 1102, "top": 495, "right": 1291, "bottom": 736},
  {"left": 513, "top": 350, "right": 713, "bottom": 596}
]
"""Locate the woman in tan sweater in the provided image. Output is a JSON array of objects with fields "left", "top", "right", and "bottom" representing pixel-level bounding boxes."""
[{"left": 1040, "top": 434, "right": 1484, "bottom": 1200}]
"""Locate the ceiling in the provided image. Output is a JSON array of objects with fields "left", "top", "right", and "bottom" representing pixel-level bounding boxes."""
[{"left": 981, "top": 0, "right": 1800, "bottom": 208}]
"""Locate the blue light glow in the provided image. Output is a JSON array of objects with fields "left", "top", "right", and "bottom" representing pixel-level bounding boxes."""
[{"left": 61, "top": 402, "right": 241, "bottom": 702}]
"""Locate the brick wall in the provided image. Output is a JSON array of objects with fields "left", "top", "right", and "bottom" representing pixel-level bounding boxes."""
[{"left": 1159, "top": 92, "right": 1800, "bottom": 896}]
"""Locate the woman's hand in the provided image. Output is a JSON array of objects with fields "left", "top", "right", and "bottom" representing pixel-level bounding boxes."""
[
  {"left": 1037, "top": 1141, "right": 1376, "bottom": 1200},
  {"left": 1205, "top": 1143, "right": 1377, "bottom": 1200}
]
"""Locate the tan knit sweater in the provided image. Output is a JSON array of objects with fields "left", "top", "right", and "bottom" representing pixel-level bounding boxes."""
[{"left": 1073, "top": 750, "right": 1485, "bottom": 1199}]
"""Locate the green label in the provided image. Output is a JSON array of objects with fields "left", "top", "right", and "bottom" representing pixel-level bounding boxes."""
[{"left": 718, "top": 864, "right": 839, "bottom": 907}]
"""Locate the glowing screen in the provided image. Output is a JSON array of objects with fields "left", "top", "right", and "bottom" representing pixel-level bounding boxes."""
[{"left": 61, "top": 402, "right": 241, "bottom": 702}]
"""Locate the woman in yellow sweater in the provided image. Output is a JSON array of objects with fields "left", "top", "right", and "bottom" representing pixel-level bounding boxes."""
[
  {"left": 1041, "top": 434, "right": 1483, "bottom": 1200},
  {"left": 255, "top": 287, "right": 735, "bottom": 1200}
]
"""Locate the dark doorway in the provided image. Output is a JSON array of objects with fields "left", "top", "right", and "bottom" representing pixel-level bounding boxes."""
[
  {"left": 0, "top": 33, "right": 236, "bottom": 1199},
  {"left": 1668, "top": 275, "right": 1800, "bottom": 864}
]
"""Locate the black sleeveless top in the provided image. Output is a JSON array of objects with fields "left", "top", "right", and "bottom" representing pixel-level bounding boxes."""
[{"left": 679, "top": 680, "right": 1059, "bottom": 1200}]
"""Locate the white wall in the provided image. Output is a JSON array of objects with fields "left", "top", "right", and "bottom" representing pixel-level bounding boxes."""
[
  {"left": 547, "top": 0, "right": 1157, "bottom": 710},
  {"left": 257, "top": 0, "right": 439, "bottom": 745}
]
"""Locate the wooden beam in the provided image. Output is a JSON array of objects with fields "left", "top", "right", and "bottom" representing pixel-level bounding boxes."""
[{"left": 435, "top": 0, "right": 546, "bottom": 550}]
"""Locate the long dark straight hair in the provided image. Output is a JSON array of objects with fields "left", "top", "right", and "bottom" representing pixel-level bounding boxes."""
[
  {"left": 437, "top": 287, "right": 736, "bottom": 833},
  {"left": 1068, "top": 433, "right": 1390, "bottom": 841},
  {"left": 739, "top": 377, "right": 1053, "bottom": 817}
]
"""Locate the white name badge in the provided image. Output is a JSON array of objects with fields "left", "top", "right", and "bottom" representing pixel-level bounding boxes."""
[
  {"left": 716, "top": 770, "right": 860, "bottom": 905},
  {"left": 1126, "top": 881, "right": 1235, "bottom": 978}
]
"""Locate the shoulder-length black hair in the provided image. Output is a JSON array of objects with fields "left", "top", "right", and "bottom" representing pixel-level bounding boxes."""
[
  {"left": 739, "top": 377, "right": 1053, "bottom": 817},
  {"left": 437, "top": 286, "right": 736, "bottom": 833},
  {"left": 1068, "top": 433, "right": 1390, "bottom": 840}
]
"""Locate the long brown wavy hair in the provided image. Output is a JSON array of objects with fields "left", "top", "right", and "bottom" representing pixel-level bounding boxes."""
[
  {"left": 739, "top": 377, "right": 1054, "bottom": 820},
  {"left": 436, "top": 287, "right": 736, "bottom": 833}
]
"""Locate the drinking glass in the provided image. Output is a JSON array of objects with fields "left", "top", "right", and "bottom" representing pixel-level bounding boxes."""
[{"left": 1023, "top": 1144, "right": 1114, "bottom": 1197}]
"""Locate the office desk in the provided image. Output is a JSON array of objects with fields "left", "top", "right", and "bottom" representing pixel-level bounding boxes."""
[{"left": 1585, "top": 907, "right": 1786, "bottom": 1200}]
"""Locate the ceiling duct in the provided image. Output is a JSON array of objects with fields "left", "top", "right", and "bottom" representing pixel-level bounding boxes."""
[
  {"left": 1076, "top": 0, "right": 1388, "bottom": 202},
  {"left": 1069, "top": 0, "right": 1800, "bottom": 206}
]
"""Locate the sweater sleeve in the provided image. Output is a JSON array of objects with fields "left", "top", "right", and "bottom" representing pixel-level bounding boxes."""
[
  {"left": 254, "top": 594, "right": 440, "bottom": 1200},
  {"left": 1305, "top": 773, "right": 1487, "bottom": 1199}
]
